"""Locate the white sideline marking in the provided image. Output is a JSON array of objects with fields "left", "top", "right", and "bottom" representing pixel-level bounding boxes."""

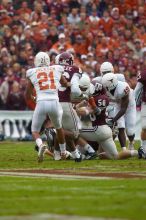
[
  {"left": 0, "top": 213, "right": 125, "bottom": 220},
  {"left": 0, "top": 171, "right": 112, "bottom": 180}
]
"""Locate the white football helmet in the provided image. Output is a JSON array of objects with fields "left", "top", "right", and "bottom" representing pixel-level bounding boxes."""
[
  {"left": 34, "top": 52, "right": 50, "bottom": 67},
  {"left": 102, "top": 73, "right": 118, "bottom": 91},
  {"left": 79, "top": 74, "right": 91, "bottom": 89},
  {"left": 100, "top": 62, "right": 114, "bottom": 75}
]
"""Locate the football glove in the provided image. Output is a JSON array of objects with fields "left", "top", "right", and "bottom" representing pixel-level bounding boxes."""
[
  {"left": 94, "top": 107, "right": 101, "bottom": 115},
  {"left": 106, "top": 118, "right": 115, "bottom": 128}
]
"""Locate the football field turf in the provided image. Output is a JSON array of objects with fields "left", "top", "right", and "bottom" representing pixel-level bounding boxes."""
[{"left": 0, "top": 141, "right": 146, "bottom": 220}]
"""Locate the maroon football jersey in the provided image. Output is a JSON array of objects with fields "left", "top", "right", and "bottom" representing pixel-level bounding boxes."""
[
  {"left": 137, "top": 69, "right": 146, "bottom": 102},
  {"left": 91, "top": 93, "right": 109, "bottom": 126},
  {"left": 58, "top": 65, "right": 82, "bottom": 102}
]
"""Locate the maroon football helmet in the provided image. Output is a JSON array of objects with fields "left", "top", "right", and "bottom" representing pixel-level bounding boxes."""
[{"left": 58, "top": 52, "right": 74, "bottom": 65}]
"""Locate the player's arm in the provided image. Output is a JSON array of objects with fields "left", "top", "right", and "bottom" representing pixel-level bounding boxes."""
[
  {"left": 25, "top": 79, "right": 34, "bottom": 100},
  {"left": 75, "top": 100, "right": 88, "bottom": 109},
  {"left": 60, "top": 75, "right": 70, "bottom": 88},
  {"left": 70, "top": 73, "right": 82, "bottom": 97},
  {"left": 134, "top": 82, "right": 143, "bottom": 106},
  {"left": 88, "top": 96, "right": 102, "bottom": 115},
  {"left": 113, "top": 95, "right": 129, "bottom": 123}
]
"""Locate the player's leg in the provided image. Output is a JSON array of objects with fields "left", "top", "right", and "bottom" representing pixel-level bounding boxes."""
[
  {"left": 125, "top": 105, "right": 136, "bottom": 150},
  {"left": 48, "top": 100, "right": 67, "bottom": 159},
  {"left": 76, "top": 136, "right": 97, "bottom": 160},
  {"left": 138, "top": 103, "right": 146, "bottom": 158},
  {"left": 31, "top": 101, "right": 48, "bottom": 162},
  {"left": 117, "top": 116, "right": 127, "bottom": 151},
  {"left": 96, "top": 125, "right": 119, "bottom": 159},
  {"left": 98, "top": 127, "right": 138, "bottom": 160},
  {"left": 61, "top": 102, "right": 82, "bottom": 161}
]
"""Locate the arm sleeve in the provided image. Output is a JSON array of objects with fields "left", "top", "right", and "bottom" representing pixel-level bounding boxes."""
[
  {"left": 134, "top": 82, "right": 143, "bottom": 106},
  {"left": 70, "top": 73, "right": 82, "bottom": 97}
]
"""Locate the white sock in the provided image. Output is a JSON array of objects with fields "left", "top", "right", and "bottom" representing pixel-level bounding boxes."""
[
  {"left": 122, "top": 147, "right": 127, "bottom": 151},
  {"left": 84, "top": 144, "right": 95, "bottom": 153},
  {"left": 130, "top": 150, "right": 138, "bottom": 157},
  {"left": 71, "top": 149, "right": 80, "bottom": 158},
  {"left": 59, "top": 143, "right": 66, "bottom": 153},
  {"left": 36, "top": 138, "right": 43, "bottom": 148}
]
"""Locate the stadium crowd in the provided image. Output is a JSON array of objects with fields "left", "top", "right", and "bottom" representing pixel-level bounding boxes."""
[{"left": 0, "top": 0, "right": 146, "bottom": 110}]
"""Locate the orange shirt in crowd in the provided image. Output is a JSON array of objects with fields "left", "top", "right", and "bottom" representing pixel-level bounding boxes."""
[
  {"left": 73, "top": 42, "right": 89, "bottom": 55},
  {"left": 97, "top": 17, "right": 114, "bottom": 35},
  {"left": 16, "top": 8, "right": 32, "bottom": 15},
  {"left": 113, "top": 0, "right": 138, "bottom": 14},
  {"left": 52, "top": 41, "right": 72, "bottom": 53},
  {"left": 0, "top": 15, "right": 12, "bottom": 25}
]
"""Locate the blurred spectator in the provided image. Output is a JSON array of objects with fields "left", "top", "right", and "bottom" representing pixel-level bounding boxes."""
[
  {"left": 0, "top": 9, "right": 12, "bottom": 26},
  {"left": 67, "top": 8, "right": 81, "bottom": 25},
  {"left": 98, "top": 10, "right": 114, "bottom": 35},
  {"left": 0, "top": 68, "right": 19, "bottom": 109},
  {"left": 6, "top": 82, "right": 26, "bottom": 110},
  {"left": 85, "top": 52, "right": 97, "bottom": 69},
  {"left": 51, "top": 33, "right": 72, "bottom": 53},
  {"left": 16, "top": 1, "right": 32, "bottom": 15},
  {"left": 73, "top": 34, "right": 89, "bottom": 56}
]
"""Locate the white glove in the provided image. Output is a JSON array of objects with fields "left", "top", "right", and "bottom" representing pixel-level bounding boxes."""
[
  {"left": 106, "top": 118, "right": 114, "bottom": 127},
  {"left": 81, "top": 93, "right": 89, "bottom": 100}
]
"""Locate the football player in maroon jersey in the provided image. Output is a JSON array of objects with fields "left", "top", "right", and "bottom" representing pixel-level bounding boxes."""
[
  {"left": 135, "top": 69, "right": 146, "bottom": 159},
  {"left": 54, "top": 52, "right": 84, "bottom": 161}
]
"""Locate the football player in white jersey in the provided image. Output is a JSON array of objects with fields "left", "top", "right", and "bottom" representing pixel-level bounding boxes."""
[
  {"left": 26, "top": 51, "right": 70, "bottom": 162},
  {"left": 92, "top": 61, "right": 135, "bottom": 151},
  {"left": 101, "top": 73, "right": 136, "bottom": 150},
  {"left": 75, "top": 79, "right": 138, "bottom": 160}
]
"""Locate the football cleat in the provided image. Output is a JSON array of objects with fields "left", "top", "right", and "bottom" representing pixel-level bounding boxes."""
[
  {"left": 85, "top": 152, "right": 97, "bottom": 160},
  {"left": 54, "top": 150, "right": 72, "bottom": 161},
  {"left": 74, "top": 153, "right": 82, "bottom": 162},
  {"left": 38, "top": 145, "right": 47, "bottom": 163},
  {"left": 138, "top": 147, "right": 146, "bottom": 159}
]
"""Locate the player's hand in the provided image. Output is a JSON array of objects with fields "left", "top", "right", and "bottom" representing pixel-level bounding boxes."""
[
  {"left": 94, "top": 107, "right": 101, "bottom": 115},
  {"left": 81, "top": 93, "right": 89, "bottom": 100},
  {"left": 106, "top": 118, "right": 115, "bottom": 127}
]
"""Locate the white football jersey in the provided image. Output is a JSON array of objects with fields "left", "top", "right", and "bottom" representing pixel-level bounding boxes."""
[
  {"left": 26, "top": 65, "right": 64, "bottom": 101},
  {"left": 106, "top": 81, "right": 135, "bottom": 107}
]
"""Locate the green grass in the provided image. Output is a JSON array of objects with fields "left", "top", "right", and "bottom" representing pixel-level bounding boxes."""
[
  {"left": 0, "top": 141, "right": 146, "bottom": 220},
  {"left": 0, "top": 177, "right": 146, "bottom": 219},
  {"left": 0, "top": 141, "right": 146, "bottom": 172}
]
